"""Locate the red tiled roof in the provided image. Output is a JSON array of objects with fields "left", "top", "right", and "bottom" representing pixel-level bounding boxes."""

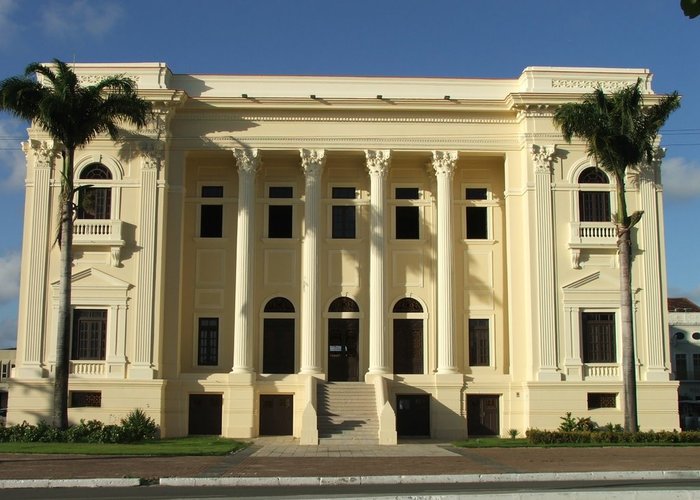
[{"left": 668, "top": 297, "right": 700, "bottom": 312}]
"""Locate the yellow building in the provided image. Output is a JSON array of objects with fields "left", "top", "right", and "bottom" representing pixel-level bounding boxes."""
[{"left": 7, "top": 64, "right": 678, "bottom": 442}]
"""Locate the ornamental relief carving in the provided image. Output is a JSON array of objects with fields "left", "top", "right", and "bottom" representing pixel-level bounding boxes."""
[
  {"left": 299, "top": 148, "right": 326, "bottom": 176},
  {"left": 551, "top": 79, "right": 638, "bottom": 92},
  {"left": 531, "top": 144, "right": 556, "bottom": 172},
  {"left": 233, "top": 148, "right": 260, "bottom": 174},
  {"left": 365, "top": 149, "right": 391, "bottom": 176},
  {"left": 22, "top": 139, "right": 59, "bottom": 169},
  {"left": 431, "top": 150, "right": 458, "bottom": 176}
]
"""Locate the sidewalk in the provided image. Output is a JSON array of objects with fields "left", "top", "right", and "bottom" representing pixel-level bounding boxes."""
[{"left": 2, "top": 438, "right": 700, "bottom": 484}]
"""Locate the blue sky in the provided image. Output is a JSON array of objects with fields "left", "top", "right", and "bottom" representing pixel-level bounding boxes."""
[{"left": 0, "top": 0, "right": 698, "bottom": 348}]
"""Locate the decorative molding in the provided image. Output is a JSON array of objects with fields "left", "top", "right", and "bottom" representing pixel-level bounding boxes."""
[
  {"left": 233, "top": 148, "right": 260, "bottom": 175},
  {"left": 562, "top": 271, "right": 601, "bottom": 290},
  {"left": 299, "top": 148, "right": 326, "bottom": 177},
  {"left": 22, "top": 139, "right": 60, "bottom": 170},
  {"left": 76, "top": 74, "right": 141, "bottom": 86},
  {"left": 365, "top": 150, "right": 391, "bottom": 176},
  {"left": 531, "top": 144, "right": 556, "bottom": 172},
  {"left": 431, "top": 150, "right": 458, "bottom": 176},
  {"left": 184, "top": 113, "right": 518, "bottom": 125},
  {"left": 551, "top": 79, "right": 635, "bottom": 92}
]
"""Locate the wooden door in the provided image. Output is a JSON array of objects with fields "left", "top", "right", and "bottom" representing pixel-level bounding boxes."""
[
  {"left": 259, "top": 395, "right": 293, "bottom": 435},
  {"left": 467, "top": 395, "right": 500, "bottom": 436},
  {"left": 188, "top": 394, "right": 223, "bottom": 435}
]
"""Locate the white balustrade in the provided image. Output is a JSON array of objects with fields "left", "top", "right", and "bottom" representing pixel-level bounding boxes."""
[
  {"left": 73, "top": 219, "right": 125, "bottom": 246},
  {"left": 69, "top": 361, "right": 105, "bottom": 376},
  {"left": 569, "top": 222, "right": 617, "bottom": 246},
  {"left": 583, "top": 363, "right": 620, "bottom": 379}
]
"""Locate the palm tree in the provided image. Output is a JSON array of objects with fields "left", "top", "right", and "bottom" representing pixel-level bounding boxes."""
[
  {"left": 0, "top": 59, "right": 152, "bottom": 429},
  {"left": 554, "top": 80, "right": 679, "bottom": 432}
]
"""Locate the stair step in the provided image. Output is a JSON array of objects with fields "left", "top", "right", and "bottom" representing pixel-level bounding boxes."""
[{"left": 316, "top": 382, "right": 379, "bottom": 441}]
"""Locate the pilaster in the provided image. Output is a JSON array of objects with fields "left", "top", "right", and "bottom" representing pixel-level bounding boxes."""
[
  {"left": 531, "top": 145, "right": 562, "bottom": 381},
  {"left": 231, "top": 148, "right": 260, "bottom": 374},
  {"left": 299, "top": 149, "right": 325, "bottom": 374},
  {"left": 432, "top": 150, "right": 458, "bottom": 374},
  {"left": 16, "top": 140, "right": 57, "bottom": 378},
  {"left": 130, "top": 147, "right": 162, "bottom": 379},
  {"left": 366, "top": 150, "right": 391, "bottom": 375},
  {"left": 639, "top": 151, "right": 669, "bottom": 381}
]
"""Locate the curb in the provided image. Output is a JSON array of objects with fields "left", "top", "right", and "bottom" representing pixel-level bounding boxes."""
[
  {"left": 160, "top": 470, "right": 700, "bottom": 487},
  {"left": 0, "top": 478, "right": 142, "bottom": 489}
]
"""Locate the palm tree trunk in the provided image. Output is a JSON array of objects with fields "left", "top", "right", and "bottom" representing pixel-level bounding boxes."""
[
  {"left": 615, "top": 177, "right": 639, "bottom": 433},
  {"left": 53, "top": 148, "right": 74, "bottom": 430}
]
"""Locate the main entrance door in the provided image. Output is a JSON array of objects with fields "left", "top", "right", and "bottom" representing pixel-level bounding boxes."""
[
  {"left": 467, "top": 395, "right": 500, "bottom": 436},
  {"left": 328, "top": 318, "right": 359, "bottom": 381}
]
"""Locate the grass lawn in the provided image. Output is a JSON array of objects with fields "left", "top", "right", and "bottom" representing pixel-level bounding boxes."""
[{"left": 0, "top": 436, "right": 247, "bottom": 456}]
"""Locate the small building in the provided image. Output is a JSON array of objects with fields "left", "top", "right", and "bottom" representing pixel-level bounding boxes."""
[
  {"left": 0, "top": 348, "right": 16, "bottom": 423},
  {"left": 669, "top": 297, "right": 700, "bottom": 430}
]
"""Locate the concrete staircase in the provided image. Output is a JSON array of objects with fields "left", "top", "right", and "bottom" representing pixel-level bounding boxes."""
[{"left": 317, "top": 382, "right": 379, "bottom": 445}]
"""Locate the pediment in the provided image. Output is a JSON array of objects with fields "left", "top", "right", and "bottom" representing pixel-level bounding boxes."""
[
  {"left": 562, "top": 271, "right": 600, "bottom": 290},
  {"left": 562, "top": 271, "right": 620, "bottom": 306},
  {"left": 51, "top": 268, "right": 131, "bottom": 291}
]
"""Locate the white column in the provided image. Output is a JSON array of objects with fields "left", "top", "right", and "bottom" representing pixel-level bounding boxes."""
[
  {"left": 131, "top": 150, "right": 161, "bottom": 379},
  {"left": 299, "top": 148, "right": 325, "bottom": 374},
  {"left": 366, "top": 150, "right": 391, "bottom": 375},
  {"left": 432, "top": 151, "right": 458, "bottom": 374},
  {"left": 531, "top": 145, "right": 561, "bottom": 381},
  {"left": 231, "top": 148, "right": 260, "bottom": 374},
  {"left": 16, "top": 140, "right": 55, "bottom": 378}
]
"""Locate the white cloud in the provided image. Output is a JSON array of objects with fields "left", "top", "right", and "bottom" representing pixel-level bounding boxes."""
[
  {"left": 41, "top": 0, "right": 123, "bottom": 39},
  {"left": 0, "top": 315, "right": 16, "bottom": 349},
  {"left": 0, "top": 251, "right": 19, "bottom": 303},
  {"left": 661, "top": 157, "right": 700, "bottom": 201},
  {"left": 0, "top": 116, "right": 27, "bottom": 190}
]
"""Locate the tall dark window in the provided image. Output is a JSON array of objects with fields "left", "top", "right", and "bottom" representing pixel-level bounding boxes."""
[
  {"left": 676, "top": 353, "right": 688, "bottom": 380},
  {"left": 693, "top": 354, "right": 700, "bottom": 381},
  {"left": 71, "top": 309, "right": 107, "bottom": 360},
  {"left": 466, "top": 187, "right": 488, "bottom": 239},
  {"left": 198, "top": 318, "right": 219, "bottom": 366},
  {"left": 395, "top": 187, "right": 420, "bottom": 240},
  {"left": 581, "top": 312, "right": 616, "bottom": 363},
  {"left": 268, "top": 186, "right": 293, "bottom": 238},
  {"left": 578, "top": 167, "right": 611, "bottom": 222},
  {"left": 392, "top": 298, "right": 424, "bottom": 374},
  {"left": 200, "top": 185, "right": 223, "bottom": 238},
  {"left": 331, "top": 187, "right": 356, "bottom": 239},
  {"left": 262, "top": 297, "right": 295, "bottom": 374},
  {"left": 468, "top": 318, "right": 490, "bottom": 366},
  {"left": 78, "top": 163, "right": 112, "bottom": 219}
]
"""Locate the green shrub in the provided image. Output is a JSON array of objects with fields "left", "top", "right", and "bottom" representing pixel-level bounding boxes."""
[{"left": 118, "top": 409, "right": 159, "bottom": 442}]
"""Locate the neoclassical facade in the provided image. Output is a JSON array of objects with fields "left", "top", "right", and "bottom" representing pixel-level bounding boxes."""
[{"left": 7, "top": 64, "right": 679, "bottom": 440}]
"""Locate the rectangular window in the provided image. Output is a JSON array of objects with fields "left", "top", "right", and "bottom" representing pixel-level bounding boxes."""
[
  {"left": 268, "top": 186, "right": 293, "bottom": 238},
  {"left": 70, "top": 391, "right": 102, "bottom": 408},
  {"left": 198, "top": 318, "right": 219, "bottom": 366},
  {"left": 466, "top": 188, "right": 488, "bottom": 239},
  {"left": 395, "top": 187, "right": 420, "bottom": 240},
  {"left": 71, "top": 309, "right": 107, "bottom": 360},
  {"left": 676, "top": 353, "right": 689, "bottom": 380},
  {"left": 587, "top": 392, "right": 617, "bottom": 410},
  {"left": 579, "top": 191, "right": 611, "bottom": 222},
  {"left": 78, "top": 188, "right": 111, "bottom": 219},
  {"left": 331, "top": 187, "right": 356, "bottom": 239},
  {"left": 693, "top": 354, "right": 700, "bottom": 381},
  {"left": 0, "top": 362, "right": 8, "bottom": 380},
  {"left": 468, "top": 319, "right": 490, "bottom": 366},
  {"left": 581, "top": 312, "right": 616, "bottom": 363},
  {"left": 200, "top": 185, "right": 223, "bottom": 238}
]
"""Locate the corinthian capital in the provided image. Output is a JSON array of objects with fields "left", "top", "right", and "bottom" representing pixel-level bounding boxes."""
[
  {"left": 300, "top": 149, "right": 326, "bottom": 177},
  {"left": 233, "top": 148, "right": 260, "bottom": 175},
  {"left": 431, "top": 150, "right": 458, "bottom": 176},
  {"left": 22, "top": 139, "right": 59, "bottom": 170},
  {"left": 365, "top": 149, "right": 391, "bottom": 176},
  {"left": 531, "top": 144, "right": 556, "bottom": 172}
]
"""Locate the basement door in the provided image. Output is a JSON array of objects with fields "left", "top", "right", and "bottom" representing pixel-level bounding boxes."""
[
  {"left": 188, "top": 394, "right": 223, "bottom": 435},
  {"left": 467, "top": 395, "right": 500, "bottom": 436},
  {"left": 396, "top": 394, "right": 430, "bottom": 436},
  {"left": 259, "top": 395, "right": 293, "bottom": 436},
  {"left": 327, "top": 318, "right": 359, "bottom": 381}
]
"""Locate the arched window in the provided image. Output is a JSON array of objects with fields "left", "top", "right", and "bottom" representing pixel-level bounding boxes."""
[
  {"left": 392, "top": 298, "right": 425, "bottom": 374},
  {"left": 327, "top": 297, "right": 360, "bottom": 381},
  {"left": 262, "top": 297, "right": 295, "bottom": 374},
  {"left": 78, "top": 163, "right": 113, "bottom": 219},
  {"left": 578, "top": 167, "right": 611, "bottom": 222}
]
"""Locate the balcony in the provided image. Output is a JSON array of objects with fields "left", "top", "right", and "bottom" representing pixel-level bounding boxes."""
[
  {"left": 568, "top": 222, "right": 617, "bottom": 268},
  {"left": 73, "top": 219, "right": 125, "bottom": 266}
]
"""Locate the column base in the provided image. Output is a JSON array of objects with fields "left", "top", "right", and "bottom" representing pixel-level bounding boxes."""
[
  {"left": 13, "top": 364, "right": 44, "bottom": 379},
  {"left": 645, "top": 368, "right": 670, "bottom": 382},
  {"left": 129, "top": 364, "right": 156, "bottom": 379},
  {"left": 537, "top": 368, "right": 564, "bottom": 381}
]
